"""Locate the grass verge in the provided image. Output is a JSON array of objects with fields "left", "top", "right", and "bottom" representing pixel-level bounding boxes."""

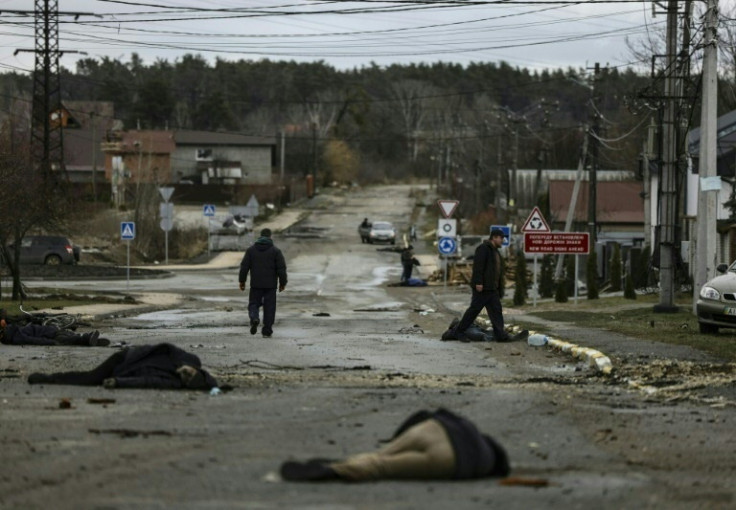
[{"left": 518, "top": 294, "right": 736, "bottom": 361}]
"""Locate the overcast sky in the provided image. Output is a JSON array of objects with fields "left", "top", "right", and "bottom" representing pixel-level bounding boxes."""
[{"left": 0, "top": 1, "right": 725, "bottom": 76}]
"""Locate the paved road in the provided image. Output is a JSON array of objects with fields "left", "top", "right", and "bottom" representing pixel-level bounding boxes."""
[{"left": 2, "top": 185, "right": 734, "bottom": 510}]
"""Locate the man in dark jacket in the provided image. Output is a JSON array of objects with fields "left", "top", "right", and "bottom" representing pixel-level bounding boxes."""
[
  {"left": 280, "top": 408, "right": 510, "bottom": 481},
  {"left": 452, "top": 229, "right": 522, "bottom": 342},
  {"left": 239, "top": 228, "right": 288, "bottom": 338},
  {"left": 400, "top": 245, "right": 420, "bottom": 283},
  {"left": 27, "top": 343, "right": 218, "bottom": 390}
]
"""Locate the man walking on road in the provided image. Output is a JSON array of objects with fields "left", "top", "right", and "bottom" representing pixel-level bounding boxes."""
[
  {"left": 239, "top": 228, "right": 287, "bottom": 338},
  {"left": 452, "top": 228, "right": 524, "bottom": 342}
]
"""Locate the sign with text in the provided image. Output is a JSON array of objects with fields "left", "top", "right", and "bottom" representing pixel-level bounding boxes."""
[{"left": 524, "top": 232, "right": 589, "bottom": 254}]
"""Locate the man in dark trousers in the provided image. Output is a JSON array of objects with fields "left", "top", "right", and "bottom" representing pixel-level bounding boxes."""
[
  {"left": 452, "top": 228, "right": 526, "bottom": 342},
  {"left": 400, "top": 245, "right": 420, "bottom": 283},
  {"left": 239, "top": 228, "right": 288, "bottom": 338}
]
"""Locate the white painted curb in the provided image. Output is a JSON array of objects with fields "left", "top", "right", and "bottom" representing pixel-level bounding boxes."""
[
  {"left": 480, "top": 319, "right": 614, "bottom": 375},
  {"left": 545, "top": 337, "right": 613, "bottom": 375}
]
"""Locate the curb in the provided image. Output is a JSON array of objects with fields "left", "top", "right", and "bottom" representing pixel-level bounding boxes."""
[
  {"left": 545, "top": 337, "right": 613, "bottom": 375},
  {"left": 479, "top": 319, "right": 614, "bottom": 375}
]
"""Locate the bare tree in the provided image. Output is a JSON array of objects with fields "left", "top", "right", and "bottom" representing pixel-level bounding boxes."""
[
  {"left": 389, "top": 80, "right": 438, "bottom": 163},
  {"left": 0, "top": 118, "right": 69, "bottom": 300}
]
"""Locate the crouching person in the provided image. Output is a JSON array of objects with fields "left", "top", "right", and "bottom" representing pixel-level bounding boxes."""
[
  {"left": 28, "top": 343, "right": 218, "bottom": 390},
  {"left": 280, "top": 408, "right": 509, "bottom": 482}
]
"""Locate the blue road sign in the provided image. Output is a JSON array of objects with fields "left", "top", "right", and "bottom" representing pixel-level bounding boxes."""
[
  {"left": 490, "top": 224, "right": 511, "bottom": 247},
  {"left": 438, "top": 236, "right": 457, "bottom": 255},
  {"left": 203, "top": 204, "right": 216, "bottom": 217},
  {"left": 121, "top": 221, "right": 135, "bottom": 240}
]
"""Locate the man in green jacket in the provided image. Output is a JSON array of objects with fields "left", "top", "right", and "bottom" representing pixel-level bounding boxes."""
[{"left": 452, "top": 228, "right": 516, "bottom": 342}]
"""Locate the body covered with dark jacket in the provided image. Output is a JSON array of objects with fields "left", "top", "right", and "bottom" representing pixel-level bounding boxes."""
[
  {"left": 1, "top": 322, "right": 105, "bottom": 347},
  {"left": 28, "top": 343, "right": 218, "bottom": 389}
]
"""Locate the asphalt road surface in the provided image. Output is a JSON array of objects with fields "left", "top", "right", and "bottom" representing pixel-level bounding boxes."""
[{"left": 1, "top": 185, "right": 734, "bottom": 510}]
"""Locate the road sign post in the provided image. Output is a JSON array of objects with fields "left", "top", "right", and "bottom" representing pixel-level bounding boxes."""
[
  {"left": 159, "top": 187, "right": 175, "bottom": 265},
  {"left": 438, "top": 237, "right": 457, "bottom": 291},
  {"left": 203, "top": 204, "right": 216, "bottom": 257},
  {"left": 120, "top": 222, "right": 135, "bottom": 291}
]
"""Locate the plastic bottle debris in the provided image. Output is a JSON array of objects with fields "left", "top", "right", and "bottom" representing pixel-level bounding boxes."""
[
  {"left": 527, "top": 334, "right": 548, "bottom": 347},
  {"left": 209, "top": 387, "right": 222, "bottom": 396}
]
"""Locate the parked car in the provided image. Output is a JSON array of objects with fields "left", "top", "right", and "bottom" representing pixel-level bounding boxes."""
[
  {"left": 696, "top": 262, "right": 736, "bottom": 333},
  {"left": 368, "top": 221, "right": 396, "bottom": 244},
  {"left": 7, "top": 235, "right": 80, "bottom": 265}
]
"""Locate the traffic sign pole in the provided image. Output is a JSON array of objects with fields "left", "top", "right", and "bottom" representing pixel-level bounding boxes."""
[
  {"left": 533, "top": 255, "right": 538, "bottom": 307},
  {"left": 126, "top": 240, "right": 130, "bottom": 292}
]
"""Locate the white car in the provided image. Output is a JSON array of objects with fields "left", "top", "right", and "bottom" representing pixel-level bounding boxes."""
[
  {"left": 368, "top": 221, "right": 396, "bottom": 244},
  {"left": 696, "top": 262, "right": 736, "bottom": 334}
]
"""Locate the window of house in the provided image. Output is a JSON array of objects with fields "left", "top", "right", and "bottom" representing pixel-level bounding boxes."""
[{"left": 196, "top": 148, "right": 213, "bottom": 161}]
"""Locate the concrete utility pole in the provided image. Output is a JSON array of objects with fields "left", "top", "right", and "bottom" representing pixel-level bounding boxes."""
[
  {"left": 588, "top": 63, "right": 601, "bottom": 247},
  {"left": 554, "top": 133, "right": 589, "bottom": 281},
  {"left": 694, "top": 0, "right": 719, "bottom": 312},
  {"left": 655, "top": 0, "right": 680, "bottom": 313}
]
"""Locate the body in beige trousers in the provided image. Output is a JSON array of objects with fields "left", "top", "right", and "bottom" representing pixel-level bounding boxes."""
[{"left": 330, "top": 418, "right": 456, "bottom": 481}]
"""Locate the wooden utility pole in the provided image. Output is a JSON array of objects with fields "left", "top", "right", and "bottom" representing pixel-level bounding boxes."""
[{"left": 694, "top": 0, "right": 719, "bottom": 312}]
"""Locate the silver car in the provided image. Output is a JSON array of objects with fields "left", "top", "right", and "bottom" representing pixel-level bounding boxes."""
[
  {"left": 368, "top": 221, "right": 396, "bottom": 244},
  {"left": 696, "top": 262, "right": 736, "bottom": 334}
]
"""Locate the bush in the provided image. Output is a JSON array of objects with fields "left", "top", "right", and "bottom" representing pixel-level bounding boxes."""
[
  {"left": 624, "top": 272, "right": 637, "bottom": 300},
  {"left": 513, "top": 253, "right": 528, "bottom": 306},
  {"left": 565, "top": 255, "right": 576, "bottom": 295},
  {"left": 586, "top": 248, "right": 599, "bottom": 300},
  {"left": 540, "top": 255, "right": 554, "bottom": 298},
  {"left": 609, "top": 243, "right": 622, "bottom": 292},
  {"left": 555, "top": 278, "right": 568, "bottom": 302}
]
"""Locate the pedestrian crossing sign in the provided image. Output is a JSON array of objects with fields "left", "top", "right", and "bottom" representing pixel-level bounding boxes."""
[
  {"left": 121, "top": 221, "right": 135, "bottom": 240},
  {"left": 203, "top": 204, "right": 216, "bottom": 216}
]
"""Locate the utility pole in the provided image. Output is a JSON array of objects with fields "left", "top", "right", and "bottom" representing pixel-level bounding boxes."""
[
  {"left": 588, "top": 63, "right": 601, "bottom": 247},
  {"left": 15, "top": 2, "right": 89, "bottom": 180},
  {"left": 27, "top": 0, "right": 63, "bottom": 180},
  {"left": 91, "top": 111, "right": 97, "bottom": 201},
  {"left": 694, "top": 0, "right": 719, "bottom": 312},
  {"left": 655, "top": 0, "right": 680, "bottom": 313}
]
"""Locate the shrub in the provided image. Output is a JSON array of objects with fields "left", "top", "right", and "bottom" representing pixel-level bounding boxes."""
[
  {"left": 586, "top": 248, "right": 599, "bottom": 300},
  {"left": 513, "top": 253, "right": 528, "bottom": 306},
  {"left": 624, "top": 272, "right": 637, "bottom": 299},
  {"left": 609, "top": 243, "right": 622, "bottom": 292}
]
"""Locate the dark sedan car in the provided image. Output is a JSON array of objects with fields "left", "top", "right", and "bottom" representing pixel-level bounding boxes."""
[{"left": 7, "top": 235, "right": 80, "bottom": 265}]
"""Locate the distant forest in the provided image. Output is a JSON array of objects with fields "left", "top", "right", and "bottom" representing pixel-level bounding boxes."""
[{"left": 0, "top": 54, "right": 725, "bottom": 192}]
